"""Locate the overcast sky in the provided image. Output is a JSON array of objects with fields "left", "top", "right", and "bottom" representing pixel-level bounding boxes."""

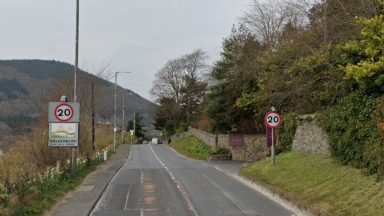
[{"left": 0, "top": 0, "right": 250, "bottom": 100}]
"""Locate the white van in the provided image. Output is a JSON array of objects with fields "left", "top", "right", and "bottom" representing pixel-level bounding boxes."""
[{"left": 151, "top": 138, "right": 158, "bottom": 144}]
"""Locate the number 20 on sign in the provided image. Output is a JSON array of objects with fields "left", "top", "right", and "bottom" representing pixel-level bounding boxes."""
[
  {"left": 265, "top": 111, "right": 282, "bottom": 128},
  {"left": 49, "top": 102, "right": 80, "bottom": 123},
  {"left": 54, "top": 103, "right": 74, "bottom": 122}
]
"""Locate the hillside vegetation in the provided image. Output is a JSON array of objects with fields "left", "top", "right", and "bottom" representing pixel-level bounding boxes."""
[
  {"left": 153, "top": 0, "right": 384, "bottom": 179},
  {"left": 0, "top": 60, "right": 155, "bottom": 151}
]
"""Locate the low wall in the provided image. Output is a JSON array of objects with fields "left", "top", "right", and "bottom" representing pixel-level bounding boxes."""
[
  {"left": 171, "top": 115, "right": 330, "bottom": 161},
  {"left": 292, "top": 115, "right": 330, "bottom": 155},
  {"left": 188, "top": 128, "right": 268, "bottom": 161},
  {"left": 170, "top": 132, "right": 190, "bottom": 141}
]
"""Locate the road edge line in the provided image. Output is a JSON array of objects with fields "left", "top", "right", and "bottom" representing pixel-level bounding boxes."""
[
  {"left": 166, "top": 144, "right": 310, "bottom": 216},
  {"left": 87, "top": 146, "right": 131, "bottom": 216},
  {"left": 212, "top": 166, "right": 314, "bottom": 216}
]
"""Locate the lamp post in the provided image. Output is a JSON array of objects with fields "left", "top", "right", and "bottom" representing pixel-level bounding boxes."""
[
  {"left": 122, "top": 93, "right": 125, "bottom": 144},
  {"left": 133, "top": 107, "right": 136, "bottom": 143},
  {"left": 114, "top": 72, "right": 130, "bottom": 152}
]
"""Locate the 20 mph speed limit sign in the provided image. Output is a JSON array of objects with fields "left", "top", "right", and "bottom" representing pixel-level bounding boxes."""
[
  {"left": 54, "top": 104, "right": 74, "bottom": 122},
  {"left": 49, "top": 102, "right": 80, "bottom": 123},
  {"left": 265, "top": 111, "right": 282, "bottom": 128}
]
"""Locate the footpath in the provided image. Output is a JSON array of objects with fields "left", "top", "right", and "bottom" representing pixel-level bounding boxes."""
[{"left": 46, "top": 144, "right": 131, "bottom": 216}]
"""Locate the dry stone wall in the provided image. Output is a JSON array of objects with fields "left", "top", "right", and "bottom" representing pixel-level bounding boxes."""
[
  {"left": 171, "top": 115, "right": 330, "bottom": 161},
  {"left": 187, "top": 128, "right": 268, "bottom": 161},
  {"left": 292, "top": 115, "right": 330, "bottom": 155}
]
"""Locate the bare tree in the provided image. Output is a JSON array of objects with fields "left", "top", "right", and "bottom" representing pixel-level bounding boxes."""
[
  {"left": 151, "top": 50, "right": 209, "bottom": 130},
  {"left": 179, "top": 49, "right": 208, "bottom": 123},
  {"left": 243, "top": 0, "right": 292, "bottom": 48},
  {"left": 151, "top": 59, "right": 184, "bottom": 105},
  {"left": 291, "top": 0, "right": 380, "bottom": 44}
]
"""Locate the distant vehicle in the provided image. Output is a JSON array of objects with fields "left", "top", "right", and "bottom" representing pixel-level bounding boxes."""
[{"left": 151, "top": 138, "right": 158, "bottom": 144}]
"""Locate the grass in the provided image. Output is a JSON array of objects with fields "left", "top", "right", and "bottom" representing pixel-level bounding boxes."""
[
  {"left": 240, "top": 152, "right": 384, "bottom": 216},
  {"left": 7, "top": 131, "right": 118, "bottom": 216},
  {"left": 14, "top": 159, "right": 102, "bottom": 216},
  {"left": 96, "top": 129, "right": 114, "bottom": 150},
  {"left": 170, "top": 136, "right": 213, "bottom": 160}
]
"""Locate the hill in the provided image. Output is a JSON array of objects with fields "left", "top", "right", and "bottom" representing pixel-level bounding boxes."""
[{"left": 0, "top": 59, "right": 155, "bottom": 151}]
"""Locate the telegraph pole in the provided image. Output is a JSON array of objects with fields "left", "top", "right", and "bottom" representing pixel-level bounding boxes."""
[
  {"left": 113, "top": 72, "right": 130, "bottom": 152},
  {"left": 133, "top": 107, "right": 136, "bottom": 142},
  {"left": 122, "top": 93, "right": 125, "bottom": 144},
  {"left": 71, "top": 0, "right": 80, "bottom": 178},
  {"left": 92, "top": 81, "right": 95, "bottom": 150}
]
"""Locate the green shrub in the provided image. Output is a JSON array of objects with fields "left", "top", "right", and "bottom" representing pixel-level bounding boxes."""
[
  {"left": 170, "top": 136, "right": 213, "bottom": 160},
  {"left": 211, "top": 148, "right": 232, "bottom": 156},
  {"left": 277, "top": 113, "right": 297, "bottom": 152},
  {"left": 176, "top": 122, "right": 189, "bottom": 133},
  {"left": 317, "top": 91, "right": 384, "bottom": 179}
]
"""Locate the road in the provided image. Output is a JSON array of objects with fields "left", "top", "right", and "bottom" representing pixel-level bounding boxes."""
[{"left": 90, "top": 144, "right": 294, "bottom": 216}]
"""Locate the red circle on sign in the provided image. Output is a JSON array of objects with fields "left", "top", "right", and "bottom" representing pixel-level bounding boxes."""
[
  {"left": 265, "top": 111, "right": 283, "bottom": 128},
  {"left": 54, "top": 103, "right": 74, "bottom": 122}
]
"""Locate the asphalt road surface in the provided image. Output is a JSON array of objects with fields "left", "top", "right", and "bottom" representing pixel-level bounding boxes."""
[{"left": 90, "top": 144, "right": 294, "bottom": 216}]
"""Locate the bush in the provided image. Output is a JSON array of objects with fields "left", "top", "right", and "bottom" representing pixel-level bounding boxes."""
[
  {"left": 170, "top": 136, "right": 213, "bottom": 160},
  {"left": 211, "top": 148, "right": 231, "bottom": 156},
  {"left": 277, "top": 113, "right": 297, "bottom": 152},
  {"left": 318, "top": 91, "right": 384, "bottom": 179},
  {"left": 176, "top": 122, "right": 189, "bottom": 133}
]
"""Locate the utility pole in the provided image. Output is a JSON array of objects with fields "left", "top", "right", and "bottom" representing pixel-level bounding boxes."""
[
  {"left": 71, "top": 0, "right": 80, "bottom": 178},
  {"left": 114, "top": 72, "right": 130, "bottom": 152},
  {"left": 92, "top": 81, "right": 95, "bottom": 150},
  {"left": 114, "top": 73, "right": 117, "bottom": 152},
  {"left": 133, "top": 107, "right": 136, "bottom": 144},
  {"left": 122, "top": 93, "right": 125, "bottom": 144}
]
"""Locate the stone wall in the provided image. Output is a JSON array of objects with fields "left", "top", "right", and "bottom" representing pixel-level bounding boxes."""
[
  {"left": 187, "top": 128, "right": 268, "bottom": 161},
  {"left": 170, "top": 131, "right": 190, "bottom": 141},
  {"left": 171, "top": 115, "right": 330, "bottom": 161},
  {"left": 292, "top": 115, "right": 330, "bottom": 155}
]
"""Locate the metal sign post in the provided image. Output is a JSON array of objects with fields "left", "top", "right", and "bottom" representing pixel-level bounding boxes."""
[
  {"left": 48, "top": 97, "right": 80, "bottom": 178},
  {"left": 265, "top": 107, "right": 282, "bottom": 165}
]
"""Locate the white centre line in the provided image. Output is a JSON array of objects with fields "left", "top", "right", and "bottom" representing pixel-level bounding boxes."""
[
  {"left": 140, "top": 169, "right": 144, "bottom": 185},
  {"left": 123, "top": 184, "right": 132, "bottom": 210},
  {"left": 148, "top": 145, "right": 199, "bottom": 216}
]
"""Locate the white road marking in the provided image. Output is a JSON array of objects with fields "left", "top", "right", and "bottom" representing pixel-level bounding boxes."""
[
  {"left": 141, "top": 208, "right": 145, "bottom": 216},
  {"left": 140, "top": 169, "right": 144, "bottom": 185},
  {"left": 212, "top": 166, "right": 309, "bottom": 216},
  {"left": 148, "top": 144, "right": 199, "bottom": 216},
  {"left": 128, "top": 147, "right": 133, "bottom": 160},
  {"left": 90, "top": 147, "right": 131, "bottom": 215},
  {"left": 201, "top": 173, "right": 250, "bottom": 215},
  {"left": 123, "top": 184, "right": 132, "bottom": 210}
]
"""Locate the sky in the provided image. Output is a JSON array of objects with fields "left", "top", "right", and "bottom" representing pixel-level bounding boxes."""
[{"left": 0, "top": 0, "right": 250, "bottom": 101}]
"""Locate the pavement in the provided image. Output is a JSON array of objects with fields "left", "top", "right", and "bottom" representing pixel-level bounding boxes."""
[{"left": 46, "top": 144, "right": 131, "bottom": 216}]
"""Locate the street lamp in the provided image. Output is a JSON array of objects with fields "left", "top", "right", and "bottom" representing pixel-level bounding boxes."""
[
  {"left": 130, "top": 106, "right": 142, "bottom": 144},
  {"left": 114, "top": 72, "right": 130, "bottom": 152},
  {"left": 122, "top": 93, "right": 127, "bottom": 144}
]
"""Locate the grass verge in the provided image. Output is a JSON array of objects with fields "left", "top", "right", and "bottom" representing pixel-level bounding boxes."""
[
  {"left": 11, "top": 136, "right": 118, "bottom": 216},
  {"left": 240, "top": 152, "right": 384, "bottom": 216},
  {"left": 14, "top": 158, "right": 103, "bottom": 216},
  {"left": 169, "top": 136, "right": 212, "bottom": 160}
]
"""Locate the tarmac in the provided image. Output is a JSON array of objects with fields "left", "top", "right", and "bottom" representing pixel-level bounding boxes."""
[
  {"left": 46, "top": 144, "right": 131, "bottom": 216},
  {"left": 46, "top": 144, "right": 309, "bottom": 216}
]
